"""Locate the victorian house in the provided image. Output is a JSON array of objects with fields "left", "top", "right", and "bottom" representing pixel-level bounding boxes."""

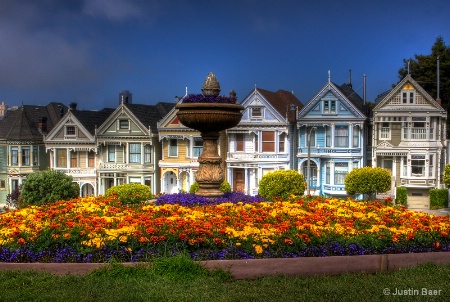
[
  {"left": 226, "top": 87, "right": 303, "bottom": 195},
  {"left": 157, "top": 99, "right": 204, "bottom": 194},
  {"left": 297, "top": 74, "right": 369, "bottom": 197},
  {"left": 371, "top": 74, "right": 447, "bottom": 208},
  {"left": 44, "top": 103, "right": 114, "bottom": 197},
  {"left": 95, "top": 94, "right": 174, "bottom": 196},
  {"left": 0, "top": 103, "right": 68, "bottom": 205}
]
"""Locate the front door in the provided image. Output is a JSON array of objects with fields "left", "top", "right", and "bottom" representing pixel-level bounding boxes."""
[
  {"left": 165, "top": 171, "right": 178, "bottom": 194},
  {"left": 233, "top": 169, "right": 245, "bottom": 192}
]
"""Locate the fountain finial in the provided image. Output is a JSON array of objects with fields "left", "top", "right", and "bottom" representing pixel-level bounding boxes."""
[{"left": 201, "top": 72, "right": 221, "bottom": 96}]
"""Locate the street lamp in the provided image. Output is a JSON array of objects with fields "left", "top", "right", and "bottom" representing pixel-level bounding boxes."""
[{"left": 306, "top": 126, "right": 316, "bottom": 195}]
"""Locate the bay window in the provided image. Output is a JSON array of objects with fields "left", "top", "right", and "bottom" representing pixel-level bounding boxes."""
[
  {"left": 193, "top": 138, "right": 203, "bottom": 157},
  {"left": 144, "top": 145, "right": 151, "bottom": 163},
  {"left": 262, "top": 131, "right": 275, "bottom": 152},
  {"left": 334, "top": 162, "right": 348, "bottom": 185},
  {"left": 56, "top": 149, "right": 67, "bottom": 168},
  {"left": 411, "top": 155, "right": 425, "bottom": 177},
  {"left": 168, "top": 139, "right": 178, "bottom": 157},
  {"left": 21, "top": 147, "right": 30, "bottom": 166},
  {"left": 334, "top": 126, "right": 348, "bottom": 147},
  {"left": 129, "top": 143, "right": 141, "bottom": 163},
  {"left": 10, "top": 147, "right": 18, "bottom": 165},
  {"left": 236, "top": 134, "right": 244, "bottom": 152},
  {"left": 108, "top": 145, "right": 115, "bottom": 162}
]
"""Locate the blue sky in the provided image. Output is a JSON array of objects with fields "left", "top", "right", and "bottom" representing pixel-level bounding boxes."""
[{"left": 0, "top": 0, "right": 449, "bottom": 110}]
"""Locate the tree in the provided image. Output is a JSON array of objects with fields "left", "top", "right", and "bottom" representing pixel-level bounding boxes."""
[
  {"left": 344, "top": 167, "right": 391, "bottom": 200},
  {"left": 398, "top": 36, "right": 450, "bottom": 113},
  {"left": 20, "top": 170, "right": 79, "bottom": 207}
]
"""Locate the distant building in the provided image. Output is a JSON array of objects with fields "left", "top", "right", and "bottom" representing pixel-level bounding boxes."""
[{"left": 0, "top": 102, "right": 7, "bottom": 120}]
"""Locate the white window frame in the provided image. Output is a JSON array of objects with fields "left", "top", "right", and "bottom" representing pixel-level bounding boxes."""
[
  {"left": 168, "top": 139, "right": 178, "bottom": 157},
  {"left": 379, "top": 122, "right": 391, "bottom": 140}
]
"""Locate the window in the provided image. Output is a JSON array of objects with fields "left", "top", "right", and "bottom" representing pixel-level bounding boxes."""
[
  {"left": 129, "top": 143, "right": 141, "bottom": 163},
  {"left": 251, "top": 108, "right": 262, "bottom": 118},
  {"left": 236, "top": 134, "right": 244, "bottom": 152},
  {"left": 108, "top": 145, "right": 115, "bottom": 162},
  {"left": 66, "top": 126, "right": 76, "bottom": 136},
  {"left": 402, "top": 156, "right": 407, "bottom": 177},
  {"left": 334, "top": 162, "right": 348, "bottom": 185},
  {"left": 326, "top": 162, "right": 331, "bottom": 184},
  {"left": 56, "top": 149, "right": 67, "bottom": 168},
  {"left": 402, "top": 122, "right": 409, "bottom": 139},
  {"left": 380, "top": 122, "right": 390, "bottom": 139},
  {"left": 70, "top": 152, "right": 78, "bottom": 167},
  {"left": 411, "top": 155, "right": 425, "bottom": 177},
  {"left": 411, "top": 122, "right": 426, "bottom": 140},
  {"left": 323, "top": 100, "right": 336, "bottom": 114},
  {"left": 21, "top": 147, "right": 30, "bottom": 166},
  {"left": 429, "top": 154, "right": 434, "bottom": 177},
  {"left": 88, "top": 151, "right": 95, "bottom": 167},
  {"left": 262, "top": 131, "right": 275, "bottom": 152},
  {"left": 169, "top": 139, "right": 178, "bottom": 157},
  {"left": 279, "top": 133, "right": 286, "bottom": 152},
  {"left": 307, "top": 128, "right": 315, "bottom": 147},
  {"left": 119, "top": 120, "right": 129, "bottom": 129},
  {"left": 193, "top": 138, "right": 202, "bottom": 157},
  {"left": 144, "top": 145, "right": 151, "bottom": 163},
  {"left": 254, "top": 133, "right": 259, "bottom": 152},
  {"left": 145, "top": 177, "right": 152, "bottom": 189},
  {"left": 325, "top": 126, "right": 331, "bottom": 147},
  {"left": 33, "top": 146, "right": 38, "bottom": 166},
  {"left": 11, "top": 147, "right": 18, "bottom": 165},
  {"left": 0, "top": 179, "right": 5, "bottom": 189},
  {"left": 334, "top": 125, "right": 348, "bottom": 147},
  {"left": 402, "top": 91, "right": 414, "bottom": 104},
  {"left": 353, "top": 126, "right": 360, "bottom": 147}
]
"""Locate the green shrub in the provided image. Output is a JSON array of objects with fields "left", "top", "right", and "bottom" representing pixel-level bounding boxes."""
[
  {"left": 429, "top": 188, "right": 448, "bottom": 209},
  {"left": 105, "top": 183, "right": 154, "bottom": 205},
  {"left": 189, "top": 182, "right": 200, "bottom": 193},
  {"left": 344, "top": 167, "right": 391, "bottom": 200},
  {"left": 396, "top": 187, "right": 407, "bottom": 205},
  {"left": 189, "top": 181, "right": 231, "bottom": 193},
  {"left": 258, "top": 170, "right": 305, "bottom": 201},
  {"left": 220, "top": 180, "right": 231, "bottom": 193},
  {"left": 20, "top": 170, "right": 79, "bottom": 208},
  {"left": 443, "top": 164, "right": 450, "bottom": 188}
]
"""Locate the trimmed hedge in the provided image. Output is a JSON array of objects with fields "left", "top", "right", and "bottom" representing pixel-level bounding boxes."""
[
  {"left": 396, "top": 187, "right": 407, "bottom": 206},
  {"left": 429, "top": 188, "right": 448, "bottom": 209},
  {"left": 258, "top": 170, "right": 305, "bottom": 201},
  {"left": 105, "top": 183, "right": 154, "bottom": 205}
]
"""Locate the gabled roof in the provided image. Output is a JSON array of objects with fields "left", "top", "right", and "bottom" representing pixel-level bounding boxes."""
[
  {"left": 70, "top": 108, "right": 115, "bottom": 135},
  {"left": 245, "top": 88, "right": 303, "bottom": 123},
  {"left": 373, "top": 74, "right": 445, "bottom": 111},
  {"left": 124, "top": 102, "right": 175, "bottom": 134},
  {"left": 0, "top": 102, "right": 67, "bottom": 141},
  {"left": 298, "top": 80, "right": 368, "bottom": 119}
]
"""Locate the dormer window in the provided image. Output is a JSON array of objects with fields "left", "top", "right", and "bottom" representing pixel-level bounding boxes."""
[
  {"left": 402, "top": 84, "right": 415, "bottom": 104},
  {"left": 323, "top": 100, "right": 336, "bottom": 114},
  {"left": 251, "top": 107, "right": 262, "bottom": 118},
  {"left": 119, "top": 120, "right": 129, "bottom": 129},
  {"left": 66, "top": 126, "right": 76, "bottom": 136}
]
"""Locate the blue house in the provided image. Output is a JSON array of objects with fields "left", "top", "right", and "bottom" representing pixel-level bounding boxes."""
[{"left": 297, "top": 74, "right": 369, "bottom": 196}]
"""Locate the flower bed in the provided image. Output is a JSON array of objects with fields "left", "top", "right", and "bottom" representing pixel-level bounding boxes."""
[{"left": 1, "top": 194, "right": 450, "bottom": 263}]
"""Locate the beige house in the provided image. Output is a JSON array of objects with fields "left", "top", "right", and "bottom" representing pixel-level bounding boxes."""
[
  {"left": 95, "top": 101, "right": 174, "bottom": 195},
  {"left": 44, "top": 103, "right": 114, "bottom": 197},
  {"left": 371, "top": 75, "right": 447, "bottom": 208}
]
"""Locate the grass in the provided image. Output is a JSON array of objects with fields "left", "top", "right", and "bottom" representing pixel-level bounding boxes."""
[{"left": 0, "top": 255, "right": 449, "bottom": 302}]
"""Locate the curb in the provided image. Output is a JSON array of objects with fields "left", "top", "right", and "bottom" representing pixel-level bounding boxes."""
[{"left": 1, "top": 252, "right": 450, "bottom": 279}]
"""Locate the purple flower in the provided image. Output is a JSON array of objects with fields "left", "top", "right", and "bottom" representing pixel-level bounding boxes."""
[{"left": 181, "top": 94, "right": 237, "bottom": 104}]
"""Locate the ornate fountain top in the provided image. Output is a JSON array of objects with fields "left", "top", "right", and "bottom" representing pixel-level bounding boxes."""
[{"left": 201, "top": 72, "right": 221, "bottom": 96}]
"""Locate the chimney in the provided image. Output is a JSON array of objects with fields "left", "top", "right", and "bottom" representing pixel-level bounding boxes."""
[
  {"left": 119, "top": 90, "right": 132, "bottom": 105},
  {"left": 69, "top": 102, "right": 77, "bottom": 110},
  {"left": 347, "top": 69, "right": 352, "bottom": 88},
  {"left": 38, "top": 117, "right": 48, "bottom": 133}
]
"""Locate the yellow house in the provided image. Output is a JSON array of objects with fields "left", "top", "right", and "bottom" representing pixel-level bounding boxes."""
[{"left": 157, "top": 100, "right": 228, "bottom": 193}]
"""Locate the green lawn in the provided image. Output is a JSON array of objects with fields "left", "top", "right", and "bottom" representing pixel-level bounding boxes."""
[{"left": 0, "top": 256, "right": 449, "bottom": 302}]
